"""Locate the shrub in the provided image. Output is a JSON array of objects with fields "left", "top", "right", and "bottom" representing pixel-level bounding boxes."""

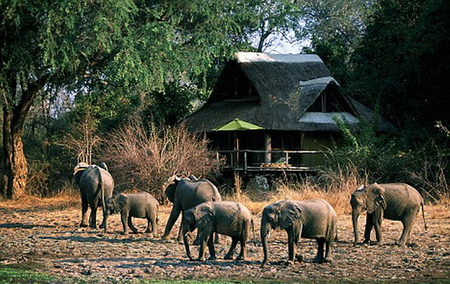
[
  {"left": 324, "top": 116, "right": 449, "bottom": 201},
  {"left": 104, "top": 117, "right": 221, "bottom": 202}
]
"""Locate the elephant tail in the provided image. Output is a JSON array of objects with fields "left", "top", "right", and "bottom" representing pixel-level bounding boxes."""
[
  {"left": 251, "top": 219, "right": 257, "bottom": 247},
  {"left": 97, "top": 168, "right": 106, "bottom": 214},
  {"left": 421, "top": 201, "right": 428, "bottom": 231}
]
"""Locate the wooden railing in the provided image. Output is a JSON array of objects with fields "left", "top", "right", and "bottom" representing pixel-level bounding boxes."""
[{"left": 215, "top": 149, "right": 325, "bottom": 173}]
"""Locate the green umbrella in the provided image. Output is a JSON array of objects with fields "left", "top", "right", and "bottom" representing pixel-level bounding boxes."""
[{"left": 212, "top": 118, "right": 263, "bottom": 131}]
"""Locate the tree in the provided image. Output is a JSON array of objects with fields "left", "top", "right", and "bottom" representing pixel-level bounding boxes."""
[
  {"left": 301, "top": 0, "right": 376, "bottom": 86},
  {"left": 244, "top": 0, "right": 305, "bottom": 52},
  {"left": 348, "top": 0, "right": 450, "bottom": 129},
  {"left": 4, "top": 0, "right": 291, "bottom": 199},
  {"left": 0, "top": 0, "right": 136, "bottom": 199}
]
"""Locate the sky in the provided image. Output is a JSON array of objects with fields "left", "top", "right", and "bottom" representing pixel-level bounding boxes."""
[{"left": 255, "top": 31, "right": 311, "bottom": 54}]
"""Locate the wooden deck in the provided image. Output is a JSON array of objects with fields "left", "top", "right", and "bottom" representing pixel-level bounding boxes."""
[{"left": 216, "top": 149, "right": 324, "bottom": 174}]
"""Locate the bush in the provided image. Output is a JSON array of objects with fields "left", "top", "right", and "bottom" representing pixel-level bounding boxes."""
[
  {"left": 323, "top": 116, "right": 449, "bottom": 201},
  {"left": 103, "top": 117, "right": 221, "bottom": 202}
]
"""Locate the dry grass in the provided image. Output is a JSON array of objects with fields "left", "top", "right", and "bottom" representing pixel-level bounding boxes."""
[
  {"left": 0, "top": 194, "right": 79, "bottom": 210},
  {"left": 226, "top": 165, "right": 368, "bottom": 216},
  {"left": 230, "top": 182, "right": 356, "bottom": 216}
]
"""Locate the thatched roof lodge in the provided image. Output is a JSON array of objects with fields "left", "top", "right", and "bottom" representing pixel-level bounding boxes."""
[{"left": 184, "top": 52, "right": 395, "bottom": 174}]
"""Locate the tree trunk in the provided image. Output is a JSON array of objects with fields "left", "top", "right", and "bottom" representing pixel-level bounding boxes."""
[
  {"left": 1, "top": 120, "right": 27, "bottom": 199},
  {"left": 1, "top": 77, "right": 45, "bottom": 199}
]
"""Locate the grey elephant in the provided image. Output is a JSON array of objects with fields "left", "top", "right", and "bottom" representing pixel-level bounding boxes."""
[
  {"left": 351, "top": 183, "right": 427, "bottom": 246},
  {"left": 261, "top": 199, "right": 337, "bottom": 266},
  {"left": 161, "top": 176, "right": 222, "bottom": 241},
  {"left": 182, "top": 201, "right": 253, "bottom": 261},
  {"left": 105, "top": 192, "right": 159, "bottom": 235},
  {"left": 73, "top": 162, "right": 114, "bottom": 231}
]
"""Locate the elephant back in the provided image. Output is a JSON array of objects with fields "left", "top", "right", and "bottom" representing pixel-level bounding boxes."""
[
  {"left": 211, "top": 201, "right": 252, "bottom": 234},
  {"left": 379, "top": 183, "right": 423, "bottom": 219},
  {"left": 177, "top": 179, "right": 222, "bottom": 209},
  {"left": 292, "top": 199, "right": 337, "bottom": 240},
  {"left": 80, "top": 166, "right": 115, "bottom": 199}
]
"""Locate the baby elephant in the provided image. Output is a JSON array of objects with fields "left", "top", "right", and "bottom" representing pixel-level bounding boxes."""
[
  {"left": 182, "top": 201, "right": 253, "bottom": 261},
  {"left": 105, "top": 192, "right": 159, "bottom": 235}
]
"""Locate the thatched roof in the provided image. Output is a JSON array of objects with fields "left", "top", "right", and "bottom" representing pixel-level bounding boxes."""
[{"left": 184, "top": 52, "right": 396, "bottom": 133}]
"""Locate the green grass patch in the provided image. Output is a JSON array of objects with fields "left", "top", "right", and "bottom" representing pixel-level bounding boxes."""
[{"left": 0, "top": 267, "right": 65, "bottom": 284}]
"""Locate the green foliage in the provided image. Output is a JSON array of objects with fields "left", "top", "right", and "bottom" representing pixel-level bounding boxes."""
[
  {"left": 325, "top": 115, "right": 449, "bottom": 199},
  {"left": 348, "top": 0, "right": 450, "bottom": 129},
  {"left": 3, "top": 0, "right": 448, "bottom": 198},
  {"left": 302, "top": 0, "right": 376, "bottom": 86}
]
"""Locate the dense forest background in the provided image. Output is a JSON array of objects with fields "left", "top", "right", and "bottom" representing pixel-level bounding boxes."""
[{"left": 1, "top": 0, "right": 448, "bottom": 200}]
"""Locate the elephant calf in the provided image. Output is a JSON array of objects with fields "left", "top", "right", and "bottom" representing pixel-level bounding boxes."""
[
  {"left": 261, "top": 199, "right": 337, "bottom": 266},
  {"left": 182, "top": 201, "right": 254, "bottom": 261},
  {"left": 105, "top": 192, "right": 159, "bottom": 235}
]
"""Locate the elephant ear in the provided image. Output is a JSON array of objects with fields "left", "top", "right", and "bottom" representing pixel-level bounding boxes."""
[
  {"left": 164, "top": 180, "right": 179, "bottom": 203},
  {"left": 280, "top": 203, "right": 302, "bottom": 230},
  {"left": 73, "top": 162, "right": 89, "bottom": 185},
  {"left": 366, "top": 184, "right": 387, "bottom": 213},
  {"left": 98, "top": 162, "right": 109, "bottom": 171},
  {"left": 117, "top": 194, "right": 128, "bottom": 211},
  {"left": 194, "top": 204, "right": 213, "bottom": 229}
]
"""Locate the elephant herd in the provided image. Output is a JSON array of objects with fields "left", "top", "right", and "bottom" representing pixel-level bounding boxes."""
[{"left": 73, "top": 162, "right": 428, "bottom": 266}]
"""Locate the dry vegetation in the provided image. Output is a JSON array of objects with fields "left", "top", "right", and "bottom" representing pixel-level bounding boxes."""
[
  {"left": 1, "top": 182, "right": 449, "bottom": 283},
  {"left": 104, "top": 119, "right": 220, "bottom": 201}
]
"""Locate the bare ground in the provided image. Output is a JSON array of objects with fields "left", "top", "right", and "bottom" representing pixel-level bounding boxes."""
[{"left": 0, "top": 198, "right": 449, "bottom": 283}]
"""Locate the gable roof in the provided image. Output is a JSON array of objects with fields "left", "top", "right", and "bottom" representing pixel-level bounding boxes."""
[{"left": 184, "top": 52, "right": 396, "bottom": 133}]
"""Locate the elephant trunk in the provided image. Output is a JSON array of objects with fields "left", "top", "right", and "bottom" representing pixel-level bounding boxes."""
[
  {"left": 352, "top": 211, "right": 359, "bottom": 246},
  {"left": 260, "top": 220, "right": 271, "bottom": 267}
]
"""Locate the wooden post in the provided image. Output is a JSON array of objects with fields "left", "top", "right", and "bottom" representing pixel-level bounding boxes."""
[
  {"left": 244, "top": 151, "right": 248, "bottom": 173},
  {"left": 264, "top": 132, "right": 271, "bottom": 164}
]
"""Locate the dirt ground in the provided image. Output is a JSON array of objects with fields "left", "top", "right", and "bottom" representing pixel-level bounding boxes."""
[{"left": 0, "top": 198, "right": 449, "bottom": 283}]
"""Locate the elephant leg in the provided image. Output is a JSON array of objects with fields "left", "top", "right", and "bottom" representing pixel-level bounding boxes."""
[
  {"left": 197, "top": 238, "right": 207, "bottom": 261},
  {"left": 145, "top": 217, "right": 153, "bottom": 234},
  {"left": 153, "top": 215, "right": 158, "bottom": 236},
  {"left": 162, "top": 205, "right": 181, "bottom": 240},
  {"left": 236, "top": 237, "right": 247, "bottom": 261},
  {"left": 89, "top": 204, "right": 98, "bottom": 229},
  {"left": 397, "top": 213, "right": 416, "bottom": 246},
  {"left": 225, "top": 237, "right": 238, "bottom": 260},
  {"left": 120, "top": 211, "right": 128, "bottom": 234},
  {"left": 128, "top": 216, "right": 138, "bottom": 234},
  {"left": 207, "top": 233, "right": 216, "bottom": 261},
  {"left": 177, "top": 213, "right": 184, "bottom": 242},
  {"left": 324, "top": 239, "right": 333, "bottom": 263},
  {"left": 363, "top": 214, "right": 374, "bottom": 244},
  {"left": 373, "top": 214, "right": 383, "bottom": 245},
  {"left": 80, "top": 196, "right": 89, "bottom": 227},
  {"left": 98, "top": 199, "right": 105, "bottom": 229},
  {"left": 286, "top": 228, "right": 297, "bottom": 265},
  {"left": 100, "top": 205, "right": 108, "bottom": 232},
  {"left": 313, "top": 238, "right": 325, "bottom": 263}
]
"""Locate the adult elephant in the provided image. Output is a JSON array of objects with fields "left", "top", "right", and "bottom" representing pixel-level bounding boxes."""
[
  {"left": 73, "top": 162, "right": 114, "bottom": 232},
  {"left": 161, "top": 176, "right": 222, "bottom": 241},
  {"left": 351, "top": 183, "right": 427, "bottom": 246},
  {"left": 261, "top": 199, "right": 337, "bottom": 267}
]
